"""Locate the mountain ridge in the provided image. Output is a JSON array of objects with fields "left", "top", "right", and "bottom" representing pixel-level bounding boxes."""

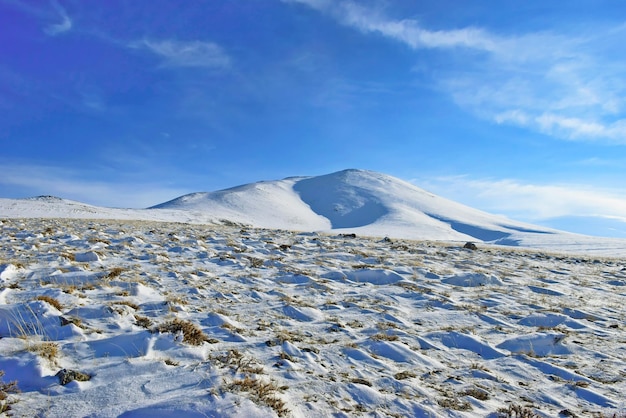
[
  {"left": 2, "top": 169, "right": 626, "bottom": 255},
  {"left": 151, "top": 168, "right": 556, "bottom": 243}
]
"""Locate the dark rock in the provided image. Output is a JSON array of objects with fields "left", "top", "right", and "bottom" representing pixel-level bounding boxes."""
[
  {"left": 463, "top": 242, "right": 478, "bottom": 250},
  {"left": 265, "top": 339, "right": 279, "bottom": 347},
  {"left": 56, "top": 369, "right": 91, "bottom": 385}
]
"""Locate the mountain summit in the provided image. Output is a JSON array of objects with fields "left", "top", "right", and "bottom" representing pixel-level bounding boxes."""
[{"left": 153, "top": 169, "right": 553, "bottom": 243}]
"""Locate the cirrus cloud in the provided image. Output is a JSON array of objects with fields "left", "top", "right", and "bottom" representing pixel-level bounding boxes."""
[
  {"left": 131, "top": 39, "right": 231, "bottom": 69},
  {"left": 417, "top": 175, "right": 626, "bottom": 224},
  {"left": 287, "top": 0, "right": 626, "bottom": 144},
  {"left": 44, "top": 0, "right": 72, "bottom": 36}
]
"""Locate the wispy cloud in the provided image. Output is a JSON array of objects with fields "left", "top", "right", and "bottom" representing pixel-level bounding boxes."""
[
  {"left": 329, "top": 1, "right": 499, "bottom": 52},
  {"left": 288, "top": 0, "right": 626, "bottom": 143},
  {"left": 44, "top": 0, "right": 72, "bottom": 36},
  {"left": 3, "top": 0, "right": 73, "bottom": 36},
  {"left": 417, "top": 175, "right": 626, "bottom": 224},
  {"left": 495, "top": 112, "right": 626, "bottom": 142},
  {"left": 131, "top": 39, "right": 231, "bottom": 69}
]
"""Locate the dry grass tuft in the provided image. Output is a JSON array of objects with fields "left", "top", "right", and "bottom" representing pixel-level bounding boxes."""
[
  {"left": 0, "top": 370, "right": 19, "bottom": 413},
  {"left": 35, "top": 295, "right": 63, "bottom": 311},
  {"left": 111, "top": 300, "right": 140, "bottom": 310},
  {"left": 157, "top": 318, "right": 210, "bottom": 345},
  {"left": 228, "top": 376, "right": 289, "bottom": 417},
  {"left": 134, "top": 315, "right": 153, "bottom": 329},
  {"left": 60, "top": 252, "right": 76, "bottom": 262},
  {"left": 350, "top": 377, "right": 372, "bottom": 386},
  {"left": 437, "top": 396, "right": 472, "bottom": 411},
  {"left": 28, "top": 342, "right": 59, "bottom": 366},
  {"left": 370, "top": 333, "right": 399, "bottom": 342},
  {"left": 212, "top": 349, "right": 264, "bottom": 374},
  {"left": 394, "top": 371, "right": 416, "bottom": 380},
  {"left": 463, "top": 387, "right": 489, "bottom": 401},
  {"left": 60, "top": 316, "right": 83, "bottom": 328},
  {"left": 496, "top": 404, "right": 540, "bottom": 418},
  {"left": 105, "top": 267, "right": 125, "bottom": 280},
  {"left": 164, "top": 358, "right": 179, "bottom": 366}
]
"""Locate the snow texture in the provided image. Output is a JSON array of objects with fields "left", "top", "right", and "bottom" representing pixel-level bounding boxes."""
[{"left": 0, "top": 169, "right": 625, "bottom": 416}]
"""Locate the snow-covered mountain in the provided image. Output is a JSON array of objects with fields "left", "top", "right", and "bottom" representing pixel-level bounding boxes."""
[
  {"left": 2, "top": 169, "right": 625, "bottom": 254},
  {"left": 153, "top": 169, "right": 551, "bottom": 242}
]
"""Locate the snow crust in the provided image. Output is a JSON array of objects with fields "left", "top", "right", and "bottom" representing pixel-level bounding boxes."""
[{"left": 0, "top": 218, "right": 624, "bottom": 416}]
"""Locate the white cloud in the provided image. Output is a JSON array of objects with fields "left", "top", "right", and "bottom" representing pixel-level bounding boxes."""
[
  {"left": 417, "top": 175, "right": 626, "bottom": 223},
  {"left": 495, "top": 111, "right": 626, "bottom": 143},
  {"left": 132, "top": 39, "right": 231, "bottom": 69},
  {"left": 342, "top": 3, "right": 498, "bottom": 52},
  {"left": 44, "top": 0, "right": 72, "bottom": 36},
  {"left": 5, "top": 0, "right": 73, "bottom": 36},
  {"left": 290, "top": 0, "right": 626, "bottom": 143},
  {"left": 287, "top": 0, "right": 499, "bottom": 51}
]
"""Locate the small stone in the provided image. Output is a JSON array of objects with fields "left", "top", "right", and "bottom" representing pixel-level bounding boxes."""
[
  {"left": 463, "top": 242, "right": 478, "bottom": 250},
  {"left": 56, "top": 369, "right": 91, "bottom": 385}
]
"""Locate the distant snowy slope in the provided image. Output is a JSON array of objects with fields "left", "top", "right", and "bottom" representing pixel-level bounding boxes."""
[
  {"left": 0, "top": 196, "right": 116, "bottom": 218},
  {"left": 293, "top": 169, "right": 554, "bottom": 241},
  {"left": 151, "top": 178, "right": 330, "bottom": 230},
  {"left": 0, "top": 196, "right": 213, "bottom": 224},
  {"left": 2, "top": 169, "right": 626, "bottom": 254},
  {"left": 154, "top": 168, "right": 556, "bottom": 242}
]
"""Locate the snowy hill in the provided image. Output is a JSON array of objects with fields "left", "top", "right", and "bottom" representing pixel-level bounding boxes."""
[
  {"left": 153, "top": 169, "right": 555, "bottom": 242},
  {"left": 2, "top": 169, "right": 626, "bottom": 255}
]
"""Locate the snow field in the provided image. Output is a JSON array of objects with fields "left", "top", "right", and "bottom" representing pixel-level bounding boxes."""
[{"left": 0, "top": 218, "right": 625, "bottom": 417}]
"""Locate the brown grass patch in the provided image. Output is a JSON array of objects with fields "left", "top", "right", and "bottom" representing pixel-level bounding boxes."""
[
  {"left": 0, "top": 370, "right": 20, "bottom": 413},
  {"left": 370, "top": 333, "right": 399, "bottom": 341},
  {"left": 134, "top": 315, "right": 153, "bottom": 329},
  {"left": 394, "top": 371, "right": 416, "bottom": 380},
  {"left": 105, "top": 267, "right": 125, "bottom": 280},
  {"left": 228, "top": 376, "right": 289, "bottom": 417},
  {"left": 496, "top": 404, "right": 540, "bottom": 418},
  {"left": 28, "top": 342, "right": 59, "bottom": 366},
  {"left": 157, "top": 318, "right": 210, "bottom": 345},
  {"left": 112, "top": 300, "right": 140, "bottom": 310},
  {"left": 35, "top": 296, "right": 63, "bottom": 311}
]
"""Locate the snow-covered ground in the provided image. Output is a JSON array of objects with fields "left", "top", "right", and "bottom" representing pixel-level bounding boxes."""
[
  {"left": 0, "top": 217, "right": 625, "bottom": 417},
  {"left": 1, "top": 169, "right": 625, "bottom": 416}
]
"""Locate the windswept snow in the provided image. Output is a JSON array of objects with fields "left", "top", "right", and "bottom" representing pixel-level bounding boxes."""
[
  {"left": 0, "top": 169, "right": 625, "bottom": 415},
  {"left": 0, "top": 218, "right": 625, "bottom": 416}
]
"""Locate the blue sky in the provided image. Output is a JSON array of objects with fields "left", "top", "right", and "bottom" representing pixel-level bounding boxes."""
[{"left": 2, "top": 0, "right": 626, "bottom": 237}]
